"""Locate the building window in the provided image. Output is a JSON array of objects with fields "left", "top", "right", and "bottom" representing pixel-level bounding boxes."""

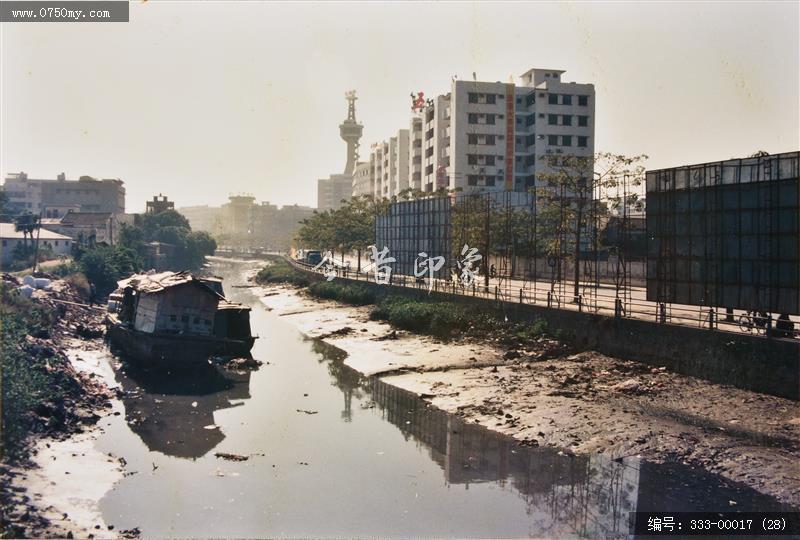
[
  {"left": 548, "top": 94, "right": 558, "bottom": 105},
  {"left": 516, "top": 97, "right": 521, "bottom": 105},
  {"left": 525, "top": 93, "right": 535, "bottom": 107},
  {"left": 562, "top": 115, "right": 572, "bottom": 126},
  {"left": 170, "top": 315, "right": 177, "bottom": 322},
  {"left": 578, "top": 115, "right": 588, "bottom": 127},
  {"left": 468, "top": 134, "right": 478, "bottom": 144},
  {"left": 562, "top": 135, "right": 572, "bottom": 147},
  {"left": 486, "top": 94, "right": 496, "bottom": 104},
  {"left": 468, "top": 113, "right": 478, "bottom": 124},
  {"left": 1, "top": 240, "right": 6, "bottom": 247},
  {"left": 562, "top": 95, "right": 572, "bottom": 106},
  {"left": 485, "top": 176, "right": 496, "bottom": 186},
  {"left": 578, "top": 136, "right": 588, "bottom": 148},
  {"left": 467, "top": 175, "right": 479, "bottom": 186},
  {"left": 468, "top": 92, "right": 479, "bottom": 104},
  {"left": 468, "top": 154, "right": 477, "bottom": 165},
  {"left": 548, "top": 114, "right": 558, "bottom": 125},
  {"left": 578, "top": 95, "right": 589, "bottom": 106},
  {"left": 548, "top": 135, "right": 558, "bottom": 146},
  {"left": 485, "top": 135, "right": 496, "bottom": 145}
]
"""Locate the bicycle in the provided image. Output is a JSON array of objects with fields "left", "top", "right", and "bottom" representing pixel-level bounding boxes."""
[{"left": 738, "top": 310, "right": 770, "bottom": 335}]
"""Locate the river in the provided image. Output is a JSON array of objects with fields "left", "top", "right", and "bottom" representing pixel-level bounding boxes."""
[{"left": 88, "top": 258, "right": 794, "bottom": 538}]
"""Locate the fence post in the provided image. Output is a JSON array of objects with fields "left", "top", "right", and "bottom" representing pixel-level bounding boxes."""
[
  {"left": 707, "top": 308, "right": 715, "bottom": 330},
  {"left": 658, "top": 302, "right": 667, "bottom": 324},
  {"left": 577, "top": 294, "right": 583, "bottom": 312},
  {"left": 494, "top": 286, "right": 498, "bottom": 301},
  {"left": 519, "top": 289, "right": 523, "bottom": 304},
  {"left": 472, "top": 283, "right": 476, "bottom": 297},
  {"left": 547, "top": 291, "right": 552, "bottom": 308}
]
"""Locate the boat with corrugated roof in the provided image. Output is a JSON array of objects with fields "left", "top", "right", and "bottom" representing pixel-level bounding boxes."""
[{"left": 105, "top": 270, "right": 256, "bottom": 365}]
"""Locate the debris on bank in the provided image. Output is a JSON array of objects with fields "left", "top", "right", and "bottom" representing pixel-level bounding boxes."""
[{"left": 1, "top": 272, "right": 115, "bottom": 538}]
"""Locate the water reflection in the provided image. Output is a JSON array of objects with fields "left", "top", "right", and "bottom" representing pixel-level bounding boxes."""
[
  {"left": 113, "top": 361, "right": 252, "bottom": 459},
  {"left": 316, "top": 341, "right": 797, "bottom": 538},
  {"left": 309, "top": 339, "right": 362, "bottom": 422}
]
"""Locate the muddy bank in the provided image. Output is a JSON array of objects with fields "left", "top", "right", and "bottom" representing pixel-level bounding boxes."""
[
  {"left": 1, "top": 274, "right": 124, "bottom": 539},
  {"left": 256, "top": 282, "right": 800, "bottom": 508}
]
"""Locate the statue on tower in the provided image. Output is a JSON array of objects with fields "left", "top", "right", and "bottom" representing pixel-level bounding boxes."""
[{"left": 339, "top": 90, "right": 363, "bottom": 176}]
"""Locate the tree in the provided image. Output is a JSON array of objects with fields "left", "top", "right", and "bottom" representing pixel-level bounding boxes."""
[
  {"left": 13, "top": 213, "right": 39, "bottom": 249},
  {"left": 536, "top": 152, "right": 647, "bottom": 302},
  {"left": 78, "top": 245, "right": 141, "bottom": 296}
]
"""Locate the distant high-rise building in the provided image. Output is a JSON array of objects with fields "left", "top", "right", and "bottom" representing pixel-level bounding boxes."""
[{"left": 317, "top": 174, "right": 353, "bottom": 211}]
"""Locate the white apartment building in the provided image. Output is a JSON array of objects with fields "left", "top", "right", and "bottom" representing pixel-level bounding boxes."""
[
  {"left": 369, "top": 129, "right": 410, "bottom": 199},
  {"left": 352, "top": 160, "right": 373, "bottom": 197},
  {"left": 421, "top": 94, "right": 452, "bottom": 193},
  {"left": 448, "top": 69, "right": 594, "bottom": 193},
  {"left": 408, "top": 116, "right": 424, "bottom": 192}
]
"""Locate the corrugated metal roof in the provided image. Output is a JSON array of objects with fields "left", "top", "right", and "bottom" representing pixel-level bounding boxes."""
[{"left": 117, "top": 271, "right": 223, "bottom": 297}]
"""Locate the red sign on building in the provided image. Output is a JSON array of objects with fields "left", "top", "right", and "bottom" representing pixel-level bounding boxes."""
[{"left": 505, "top": 84, "right": 515, "bottom": 190}]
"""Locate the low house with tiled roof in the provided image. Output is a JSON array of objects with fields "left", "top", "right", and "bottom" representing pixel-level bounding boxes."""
[
  {"left": 40, "top": 210, "right": 119, "bottom": 246},
  {"left": 0, "top": 222, "right": 73, "bottom": 265}
]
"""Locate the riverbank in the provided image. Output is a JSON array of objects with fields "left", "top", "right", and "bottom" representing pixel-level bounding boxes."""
[
  {"left": 0, "top": 273, "right": 123, "bottom": 539},
  {"left": 251, "top": 271, "right": 800, "bottom": 508}
]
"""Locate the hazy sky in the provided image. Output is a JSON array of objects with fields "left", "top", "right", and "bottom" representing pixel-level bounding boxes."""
[{"left": 2, "top": 1, "right": 798, "bottom": 212}]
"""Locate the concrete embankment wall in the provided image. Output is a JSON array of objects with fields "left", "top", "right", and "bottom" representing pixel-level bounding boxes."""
[{"left": 291, "top": 264, "right": 800, "bottom": 400}]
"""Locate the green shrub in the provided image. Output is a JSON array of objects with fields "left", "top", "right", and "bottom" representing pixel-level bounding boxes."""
[
  {"left": 308, "top": 281, "right": 376, "bottom": 305},
  {"left": 255, "top": 259, "right": 310, "bottom": 287}
]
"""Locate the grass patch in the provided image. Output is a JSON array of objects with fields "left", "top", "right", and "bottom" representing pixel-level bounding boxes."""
[
  {"left": 255, "top": 258, "right": 310, "bottom": 287},
  {"left": 309, "top": 281, "right": 376, "bottom": 306}
]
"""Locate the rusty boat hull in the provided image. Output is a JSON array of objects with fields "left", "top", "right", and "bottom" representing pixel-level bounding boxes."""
[{"left": 106, "top": 316, "right": 256, "bottom": 367}]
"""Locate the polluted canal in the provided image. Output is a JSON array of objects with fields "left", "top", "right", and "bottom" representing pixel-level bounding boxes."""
[{"left": 90, "top": 259, "right": 794, "bottom": 538}]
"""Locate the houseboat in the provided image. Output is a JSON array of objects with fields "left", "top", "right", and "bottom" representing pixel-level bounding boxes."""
[{"left": 106, "top": 271, "right": 256, "bottom": 366}]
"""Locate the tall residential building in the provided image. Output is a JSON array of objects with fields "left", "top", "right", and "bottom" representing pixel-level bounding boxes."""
[
  {"left": 352, "top": 161, "right": 373, "bottom": 197},
  {"left": 2, "top": 172, "right": 125, "bottom": 216},
  {"left": 369, "top": 129, "right": 410, "bottom": 199},
  {"left": 421, "top": 94, "right": 452, "bottom": 193},
  {"left": 317, "top": 174, "right": 353, "bottom": 211},
  {"left": 448, "top": 68, "right": 595, "bottom": 193},
  {"left": 408, "top": 116, "right": 424, "bottom": 192}
]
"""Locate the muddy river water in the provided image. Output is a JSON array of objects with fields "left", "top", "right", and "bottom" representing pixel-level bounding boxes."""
[{"left": 89, "top": 259, "right": 794, "bottom": 538}]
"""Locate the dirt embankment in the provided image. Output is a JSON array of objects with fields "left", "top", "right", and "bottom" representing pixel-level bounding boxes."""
[
  {"left": 1, "top": 273, "right": 122, "bottom": 539},
  {"left": 256, "top": 282, "right": 800, "bottom": 508}
]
